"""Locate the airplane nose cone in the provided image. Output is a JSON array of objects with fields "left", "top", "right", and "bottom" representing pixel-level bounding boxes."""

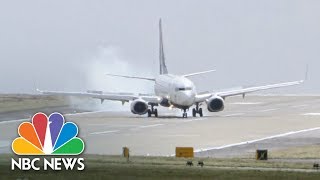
[{"left": 175, "top": 91, "right": 195, "bottom": 106}]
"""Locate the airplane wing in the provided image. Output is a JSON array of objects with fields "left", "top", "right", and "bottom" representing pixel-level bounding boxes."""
[
  {"left": 195, "top": 65, "right": 308, "bottom": 102},
  {"left": 216, "top": 80, "right": 304, "bottom": 97},
  {"left": 37, "top": 89, "right": 162, "bottom": 104},
  {"left": 105, "top": 73, "right": 155, "bottom": 81},
  {"left": 105, "top": 69, "right": 216, "bottom": 81},
  {"left": 195, "top": 79, "right": 304, "bottom": 103}
]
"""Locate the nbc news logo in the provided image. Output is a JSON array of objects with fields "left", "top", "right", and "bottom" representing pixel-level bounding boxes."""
[{"left": 11, "top": 112, "right": 85, "bottom": 171}]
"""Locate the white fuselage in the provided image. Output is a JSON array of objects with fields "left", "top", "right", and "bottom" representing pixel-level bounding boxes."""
[{"left": 154, "top": 74, "right": 196, "bottom": 108}]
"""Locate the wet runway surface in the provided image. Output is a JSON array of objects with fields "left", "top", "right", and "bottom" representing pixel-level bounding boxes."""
[{"left": 1, "top": 95, "right": 320, "bottom": 156}]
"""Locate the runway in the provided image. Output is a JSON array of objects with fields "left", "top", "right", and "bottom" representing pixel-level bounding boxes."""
[{"left": 1, "top": 95, "right": 320, "bottom": 156}]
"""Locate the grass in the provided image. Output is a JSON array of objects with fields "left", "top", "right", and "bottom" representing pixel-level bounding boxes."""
[
  {"left": 0, "top": 94, "right": 69, "bottom": 113},
  {"left": 83, "top": 155, "right": 312, "bottom": 169},
  {"left": 3, "top": 164, "right": 320, "bottom": 180},
  {"left": 1, "top": 154, "right": 320, "bottom": 180},
  {"left": 270, "top": 145, "right": 320, "bottom": 159}
]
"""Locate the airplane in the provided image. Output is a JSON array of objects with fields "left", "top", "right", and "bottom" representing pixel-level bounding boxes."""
[{"left": 38, "top": 19, "right": 306, "bottom": 118}]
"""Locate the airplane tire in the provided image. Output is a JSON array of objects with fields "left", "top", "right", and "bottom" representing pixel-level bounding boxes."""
[
  {"left": 183, "top": 112, "right": 187, "bottom": 118},
  {"left": 192, "top": 108, "right": 196, "bottom": 117},
  {"left": 147, "top": 109, "right": 152, "bottom": 117},
  {"left": 154, "top": 109, "right": 158, "bottom": 117},
  {"left": 199, "top": 108, "right": 203, "bottom": 117}
]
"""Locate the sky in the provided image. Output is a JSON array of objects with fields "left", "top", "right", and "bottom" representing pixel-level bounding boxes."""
[{"left": 0, "top": 0, "right": 319, "bottom": 94}]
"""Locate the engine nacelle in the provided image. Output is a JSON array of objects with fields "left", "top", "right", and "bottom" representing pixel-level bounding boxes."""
[
  {"left": 206, "top": 96, "right": 224, "bottom": 112},
  {"left": 130, "top": 99, "right": 148, "bottom": 115}
]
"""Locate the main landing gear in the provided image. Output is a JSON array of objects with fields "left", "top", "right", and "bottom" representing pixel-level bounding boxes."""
[
  {"left": 192, "top": 103, "right": 203, "bottom": 117},
  {"left": 147, "top": 103, "right": 158, "bottom": 117}
]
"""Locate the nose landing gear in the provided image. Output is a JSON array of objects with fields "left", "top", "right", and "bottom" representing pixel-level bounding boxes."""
[
  {"left": 192, "top": 103, "right": 203, "bottom": 117},
  {"left": 147, "top": 103, "right": 158, "bottom": 117},
  {"left": 182, "top": 108, "right": 188, "bottom": 118}
]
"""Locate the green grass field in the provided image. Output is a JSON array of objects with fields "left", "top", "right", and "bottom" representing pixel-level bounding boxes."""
[
  {"left": 1, "top": 154, "right": 320, "bottom": 180},
  {"left": 0, "top": 94, "right": 69, "bottom": 113},
  {"left": 271, "top": 145, "right": 320, "bottom": 159}
]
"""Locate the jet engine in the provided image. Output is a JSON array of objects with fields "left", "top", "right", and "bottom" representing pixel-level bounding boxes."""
[
  {"left": 130, "top": 99, "right": 148, "bottom": 115},
  {"left": 206, "top": 96, "right": 224, "bottom": 112}
]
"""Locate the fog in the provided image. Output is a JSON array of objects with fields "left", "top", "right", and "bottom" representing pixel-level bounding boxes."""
[{"left": 0, "top": 0, "right": 319, "bottom": 94}]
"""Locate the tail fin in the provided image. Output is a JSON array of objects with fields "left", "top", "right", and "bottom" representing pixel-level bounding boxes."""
[{"left": 159, "top": 19, "right": 168, "bottom": 74}]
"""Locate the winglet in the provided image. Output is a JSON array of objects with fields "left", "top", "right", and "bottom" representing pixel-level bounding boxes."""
[
  {"left": 304, "top": 64, "right": 309, "bottom": 81},
  {"left": 299, "top": 64, "right": 309, "bottom": 83},
  {"left": 33, "top": 81, "right": 42, "bottom": 94},
  {"left": 36, "top": 88, "right": 43, "bottom": 93}
]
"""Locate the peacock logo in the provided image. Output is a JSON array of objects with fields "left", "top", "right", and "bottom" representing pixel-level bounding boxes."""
[{"left": 12, "top": 112, "right": 84, "bottom": 155}]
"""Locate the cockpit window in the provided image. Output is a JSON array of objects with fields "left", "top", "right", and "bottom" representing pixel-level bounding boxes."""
[{"left": 176, "top": 87, "right": 192, "bottom": 91}]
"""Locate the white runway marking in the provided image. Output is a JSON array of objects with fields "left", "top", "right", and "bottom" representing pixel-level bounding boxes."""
[
  {"left": 231, "top": 102, "right": 262, "bottom": 105},
  {"left": 65, "top": 110, "right": 110, "bottom": 116},
  {"left": 88, "top": 123, "right": 139, "bottom": 127},
  {"left": 194, "top": 127, "right": 320, "bottom": 153},
  {"left": 0, "top": 110, "right": 106, "bottom": 125},
  {"left": 292, "top": 104, "right": 308, "bottom": 108},
  {"left": 130, "top": 124, "right": 164, "bottom": 130},
  {"left": 161, "top": 113, "right": 178, "bottom": 116},
  {"left": 0, "top": 118, "right": 28, "bottom": 125},
  {"left": 90, "top": 130, "right": 119, "bottom": 135},
  {"left": 138, "top": 124, "right": 164, "bottom": 128},
  {"left": 161, "top": 134, "right": 200, "bottom": 137},
  {"left": 223, "top": 113, "right": 245, "bottom": 117},
  {"left": 258, "top": 108, "right": 279, "bottom": 112},
  {"left": 182, "top": 118, "right": 207, "bottom": 123},
  {"left": 302, "top": 113, "right": 320, "bottom": 116},
  {"left": 0, "top": 141, "right": 10, "bottom": 148}
]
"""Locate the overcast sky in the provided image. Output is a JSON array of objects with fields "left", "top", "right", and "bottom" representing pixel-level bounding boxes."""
[{"left": 0, "top": 0, "right": 319, "bottom": 94}]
